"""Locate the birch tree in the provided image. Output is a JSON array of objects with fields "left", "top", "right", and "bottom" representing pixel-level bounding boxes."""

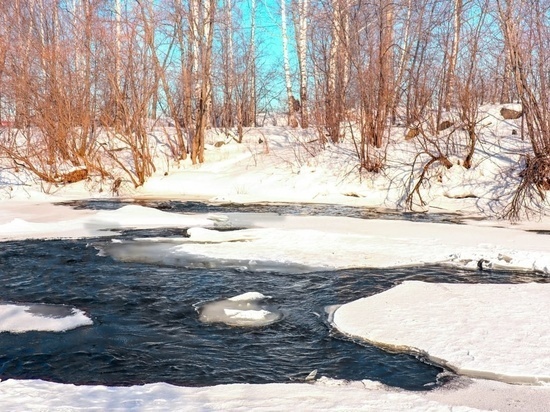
[
  {"left": 294, "top": 0, "right": 309, "bottom": 128},
  {"left": 390, "top": 0, "right": 413, "bottom": 124},
  {"left": 189, "top": 0, "right": 216, "bottom": 164},
  {"left": 222, "top": 0, "right": 235, "bottom": 129},
  {"left": 325, "top": 0, "right": 348, "bottom": 142},
  {"left": 281, "top": 0, "right": 297, "bottom": 127},
  {"left": 249, "top": 0, "right": 257, "bottom": 128},
  {"left": 444, "top": 0, "right": 463, "bottom": 111}
]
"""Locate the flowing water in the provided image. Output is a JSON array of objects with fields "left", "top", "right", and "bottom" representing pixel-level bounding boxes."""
[
  {"left": 0, "top": 201, "right": 546, "bottom": 390},
  {"left": 58, "top": 198, "right": 468, "bottom": 224}
]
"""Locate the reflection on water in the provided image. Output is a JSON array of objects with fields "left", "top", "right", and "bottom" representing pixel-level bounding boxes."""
[{"left": 0, "top": 230, "right": 547, "bottom": 390}]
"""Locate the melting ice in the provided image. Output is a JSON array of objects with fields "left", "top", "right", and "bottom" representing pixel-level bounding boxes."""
[{"left": 197, "top": 292, "right": 283, "bottom": 327}]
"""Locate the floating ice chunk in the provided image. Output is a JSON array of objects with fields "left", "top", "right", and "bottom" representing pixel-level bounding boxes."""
[
  {"left": 223, "top": 308, "right": 272, "bottom": 320},
  {"left": 94, "top": 205, "right": 214, "bottom": 229},
  {"left": 305, "top": 369, "right": 318, "bottom": 381},
  {"left": 207, "top": 214, "right": 230, "bottom": 222},
  {"left": 197, "top": 292, "right": 282, "bottom": 327},
  {"left": 0, "top": 303, "right": 93, "bottom": 333},
  {"left": 227, "top": 292, "right": 269, "bottom": 301},
  {"left": 333, "top": 281, "right": 550, "bottom": 385},
  {"left": 187, "top": 227, "right": 259, "bottom": 243}
]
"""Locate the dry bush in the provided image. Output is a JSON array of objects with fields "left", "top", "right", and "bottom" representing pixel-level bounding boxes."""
[
  {"left": 403, "top": 127, "right": 454, "bottom": 209},
  {"left": 498, "top": 0, "right": 550, "bottom": 219}
]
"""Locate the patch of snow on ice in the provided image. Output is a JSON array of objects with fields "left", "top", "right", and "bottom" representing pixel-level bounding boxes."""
[
  {"left": 223, "top": 308, "right": 272, "bottom": 320},
  {"left": 94, "top": 205, "right": 215, "bottom": 228},
  {"left": 187, "top": 227, "right": 259, "bottom": 242},
  {"left": 227, "top": 292, "right": 269, "bottom": 301}
]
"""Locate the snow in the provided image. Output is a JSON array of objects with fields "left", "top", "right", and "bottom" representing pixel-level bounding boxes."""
[
  {"left": 332, "top": 281, "right": 550, "bottom": 384},
  {"left": 228, "top": 292, "right": 270, "bottom": 301},
  {"left": 0, "top": 303, "right": 92, "bottom": 333},
  {"left": 0, "top": 204, "right": 216, "bottom": 240},
  {"left": 1, "top": 106, "right": 550, "bottom": 410},
  {"left": 0, "top": 378, "right": 489, "bottom": 412},
  {"left": 223, "top": 308, "right": 273, "bottom": 320}
]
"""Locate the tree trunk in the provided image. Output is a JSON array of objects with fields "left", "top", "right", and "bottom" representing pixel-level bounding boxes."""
[
  {"left": 327, "top": 0, "right": 343, "bottom": 142},
  {"left": 281, "top": 0, "right": 295, "bottom": 127},
  {"left": 295, "top": 0, "right": 309, "bottom": 128},
  {"left": 444, "top": 0, "right": 462, "bottom": 111},
  {"left": 191, "top": 0, "right": 215, "bottom": 164}
]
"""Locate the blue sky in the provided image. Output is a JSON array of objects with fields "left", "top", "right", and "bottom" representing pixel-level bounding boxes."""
[{"left": 238, "top": 0, "right": 299, "bottom": 108}]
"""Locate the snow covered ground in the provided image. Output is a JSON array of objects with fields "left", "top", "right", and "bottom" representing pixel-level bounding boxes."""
[{"left": 1, "top": 106, "right": 550, "bottom": 410}]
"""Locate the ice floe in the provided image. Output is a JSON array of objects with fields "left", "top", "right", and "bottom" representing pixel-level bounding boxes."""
[
  {"left": 0, "top": 303, "right": 92, "bottom": 333},
  {"left": 95, "top": 215, "right": 550, "bottom": 274},
  {"left": 197, "top": 292, "right": 283, "bottom": 327},
  {"left": 332, "top": 281, "right": 550, "bottom": 384}
]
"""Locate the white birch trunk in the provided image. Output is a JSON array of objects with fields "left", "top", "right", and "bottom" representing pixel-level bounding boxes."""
[
  {"left": 445, "top": 0, "right": 462, "bottom": 110},
  {"left": 327, "top": 0, "right": 340, "bottom": 108},
  {"left": 281, "top": 0, "right": 295, "bottom": 126},
  {"left": 202, "top": 0, "right": 214, "bottom": 129},
  {"left": 226, "top": 0, "right": 234, "bottom": 127},
  {"left": 392, "top": 0, "right": 413, "bottom": 123},
  {"left": 190, "top": 0, "right": 200, "bottom": 99},
  {"left": 342, "top": 2, "right": 350, "bottom": 91},
  {"left": 296, "top": 0, "right": 308, "bottom": 127},
  {"left": 250, "top": 0, "right": 257, "bottom": 126}
]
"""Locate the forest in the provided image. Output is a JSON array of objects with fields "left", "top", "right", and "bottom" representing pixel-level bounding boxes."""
[{"left": 0, "top": 0, "right": 548, "bottom": 215}]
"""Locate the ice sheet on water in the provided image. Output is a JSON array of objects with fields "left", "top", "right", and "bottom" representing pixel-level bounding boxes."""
[
  {"left": 96, "top": 238, "right": 322, "bottom": 273},
  {"left": 332, "top": 281, "right": 550, "bottom": 385},
  {"left": 0, "top": 302, "right": 93, "bottom": 333},
  {"left": 197, "top": 292, "right": 283, "bottom": 327}
]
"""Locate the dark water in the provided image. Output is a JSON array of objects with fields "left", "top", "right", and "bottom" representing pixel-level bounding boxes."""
[
  {"left": 58, "top": 198, "right": 467, "bottom": 224},
  {"left": 0, "top": 231, "right": 547, "bottom": 390}
]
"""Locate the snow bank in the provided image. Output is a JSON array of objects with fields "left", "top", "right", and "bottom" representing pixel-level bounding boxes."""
[
  {"left": 94, "top": 205, "right": 215, "bottom": 228},
  {"left": 332, "top": 281, "right": 550, "bottom": 384},
  {"left": 0, "top": 378, "right": 489, "bottom": 411},
  {"left": 0, "top": 204, "right": 216, "bottom": 240},
  {"left": 0, "top": 303, "right": 92, "bottom": 333}
]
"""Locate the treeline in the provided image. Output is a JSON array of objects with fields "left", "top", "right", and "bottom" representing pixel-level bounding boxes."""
[{"left": 0, "top": 0, "right": 548, "bottom": 214}]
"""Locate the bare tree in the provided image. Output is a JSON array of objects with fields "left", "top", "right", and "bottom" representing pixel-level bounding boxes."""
[
  {"left": 189, "top": 0, "right": 216, "bottom": 164},
  {"left": 497, "top": 0, "right": 550, "bottom": 218}
]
